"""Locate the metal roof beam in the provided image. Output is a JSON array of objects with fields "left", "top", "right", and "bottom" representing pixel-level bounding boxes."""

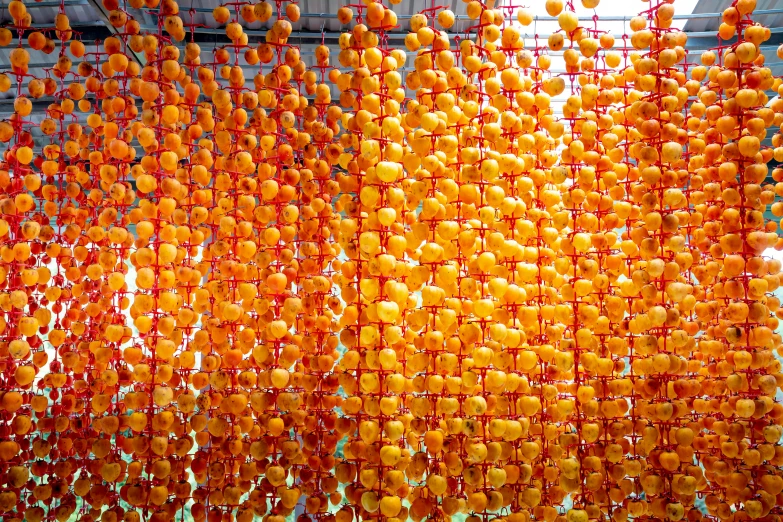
[
  {"left": 121, "top": 7, "right": 783, "bottom": 22},
  {"left": 5, "top": 0, "right": 89, "bottom": 7},
  {"left": 81, "top": 0, "right": 145, "bottom": 66},
  {"left": 56, "top": 23, "right": 783, "bottom": 42}
]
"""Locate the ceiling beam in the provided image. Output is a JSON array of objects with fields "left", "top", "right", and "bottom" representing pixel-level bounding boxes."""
[
  {"left": 81, "top": 0, "right": 145, "bottom": 66},
  {"left": 120, "top": 6, "right": 783, "bottom": 22}
]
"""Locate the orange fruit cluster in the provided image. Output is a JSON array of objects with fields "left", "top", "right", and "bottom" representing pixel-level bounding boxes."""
[{"left": 1, "top": 0, "right": 783, "bottom": 522}]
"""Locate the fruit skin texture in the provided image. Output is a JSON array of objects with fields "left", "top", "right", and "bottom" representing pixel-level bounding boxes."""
[{"left": 1, "top": 1, "right": 783, "bottom": 522}]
